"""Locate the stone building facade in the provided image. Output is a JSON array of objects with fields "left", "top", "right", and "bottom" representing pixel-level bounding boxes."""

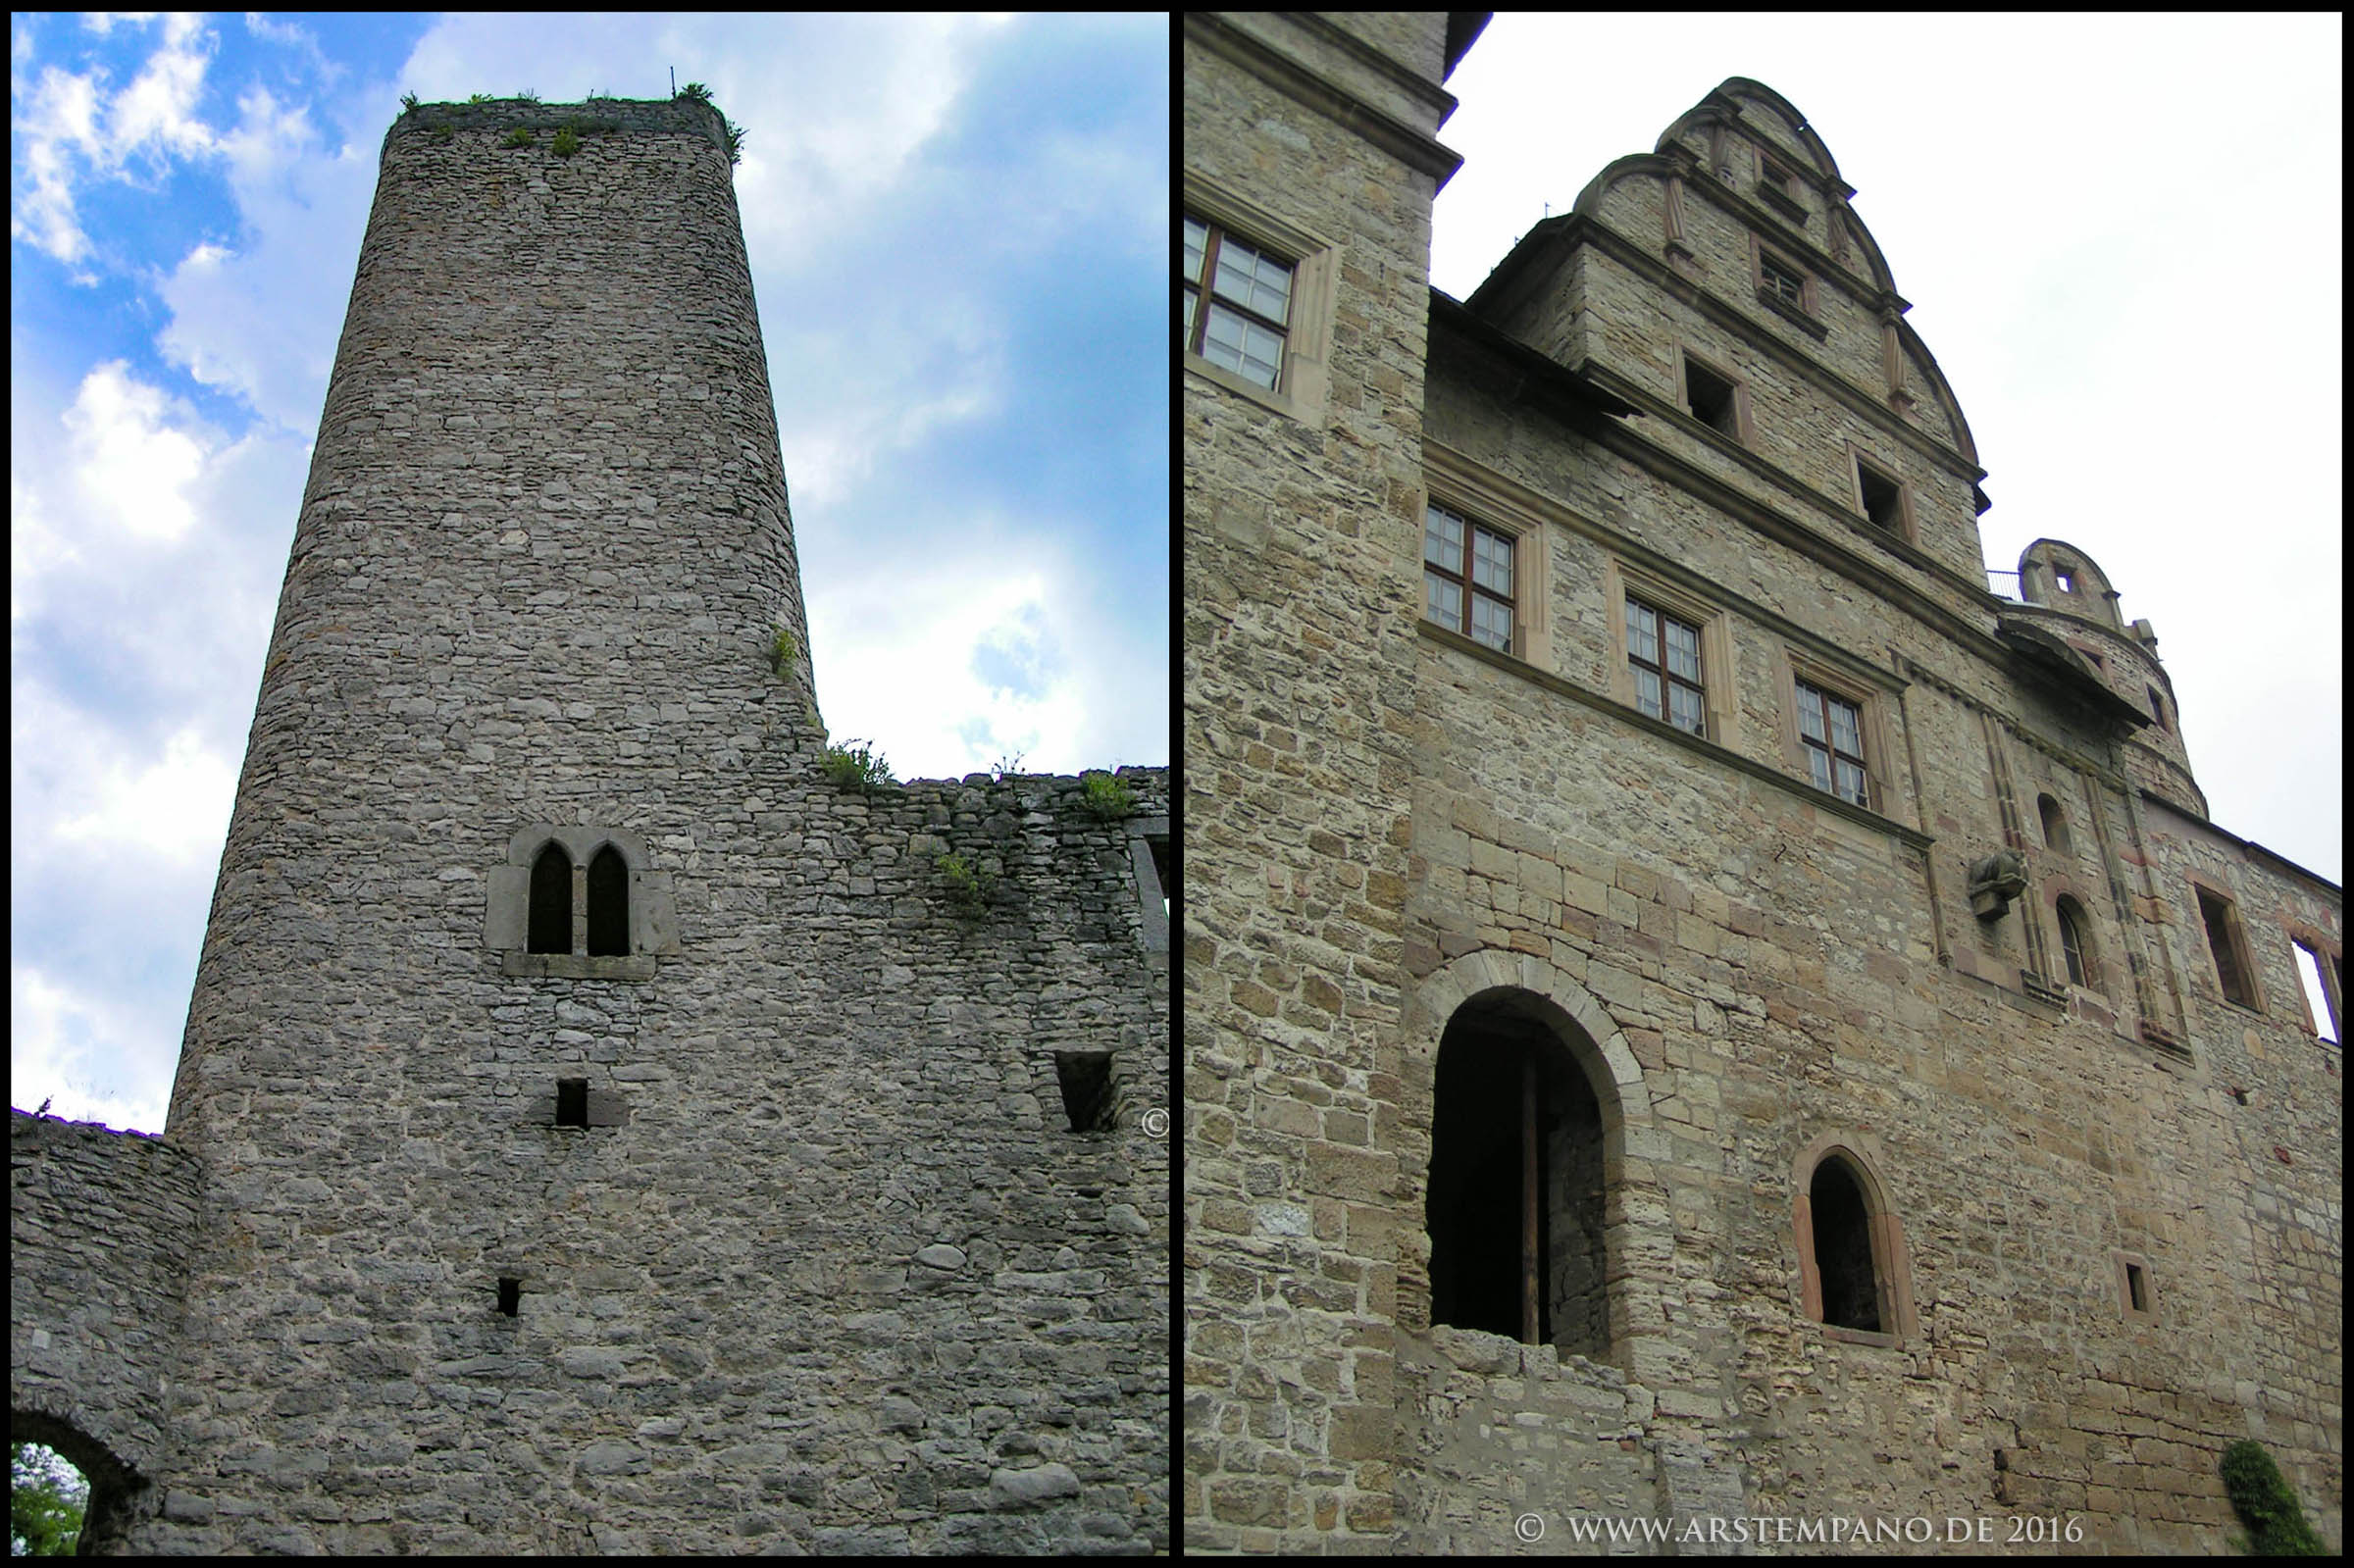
[
  {"left": 11, "top": 97, "right": 1168, "bottom": 1553},
  {"left": 1184, "top": 15, "right": 2340, "bottom": 1552}
]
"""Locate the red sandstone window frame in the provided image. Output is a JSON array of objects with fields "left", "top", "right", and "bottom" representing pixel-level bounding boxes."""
[
  {"left": 1748, "top": 235, "right": 1821, "bottom": 327},
  {"left": 1790, "top": 1135, "right": 1918, "bottom": 1347},
  {"left": 2055, "top": 895, "right": 2098, "bottom": 991}
]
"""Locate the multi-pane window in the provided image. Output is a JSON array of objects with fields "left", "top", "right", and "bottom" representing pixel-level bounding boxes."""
[
  {"left": 1182, "top": 216, "right": 1292, "bottom": 391},
  {"left": 1761, "top": 252, "right": 1806, "bottom": 307},
  {"left": 1424, "top": 503, "right": 1513, "bottom": 653},
  {"left": 1797, "top": 681, "right": 1868, "bottom": 806},
  {"left": 1625, "top": 599, "right": 1705, "bottom": 736}
]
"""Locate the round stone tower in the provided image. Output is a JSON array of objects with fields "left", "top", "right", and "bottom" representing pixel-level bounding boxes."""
[
  {"left": 2011, "top": 537, "right": 2205, "bottom": 818},
  {"left": 142, "top": 98, "right": 1166, "bottom": 1553}
]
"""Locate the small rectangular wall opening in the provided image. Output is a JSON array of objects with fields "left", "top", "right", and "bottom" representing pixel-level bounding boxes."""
[
  {"left": 1683, "top": 357, "right": 1739, "bottom": 439},
  {"left": 1857, "top": 461, "right": 1904, "bottom": 531},
  {"left": 2124, "top": 1262, "right": 2147, "bottom": 1313},
  {"left": 557, "top": 1079, "right": 588, "bottom": 1128},
  {"left": 1053, "top": 1052, "right": 1114, "bottom": 1133},
  {"left": 497, "top": 1278, "right": 521, "bottom": 1317},
  {"left": 2292, "top": 939, "right": 2337, "bottom": 1042},
  {"left": 1146, "top": 835, "right": 1172, "bottom": 916}
]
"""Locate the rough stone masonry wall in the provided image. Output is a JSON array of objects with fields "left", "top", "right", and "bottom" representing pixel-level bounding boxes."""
[
  {"left": 108, "top": 98, "right": 1164, "bottom": 1555},
  {"left": 10, "top": 1113, "right": 204, "bottom": 1547},
  {"left": 1182, "top": 13, "right": 1454, "bottom": 1551}
]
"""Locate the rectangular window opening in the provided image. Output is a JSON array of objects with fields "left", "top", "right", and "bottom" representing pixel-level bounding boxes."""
[
  {"left": 497, "top": 1278, "right": 521, "bottom": 1317},
  {"left": 1683, "top": 357, "right": 1740, "bottom": 439},
  {"left": 1146, "top": 834, "right": 1172, "bottom": 918},
  {"left": 1423, "top": 503, "right": 1514, "bottom": 653},
  {"left": 2125, "top": 1262, "right": 2148, "bottom": 1313},
  {"left": 1857, "top": 461, "right": 1904, "bottom": 532},
  {"left": 2292, "top": 940, "right": 2337, "bottom": 1042},
  {"left": 557, "top": 1078, "right": 588, "bottom": 1128},
  {"left": 1797, "top": 680, "right": 1869, "bottom": 808},
  {"left": 2196, "top": 888, "right": 2254, "bottom": 1008},
  {"left": 1053, "top": 1052, "right": 1115, "bottom": 1134},
  {"left": 1760, "top": 252, "right": 1807, "bottom": 307},
  {"left": 1625, "top": 598, "right": 1707, "bottom": 737}
]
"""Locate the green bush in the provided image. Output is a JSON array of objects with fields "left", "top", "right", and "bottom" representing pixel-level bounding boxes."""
[
  {"left": 821, "top": 739, "right": 893, "bottom": 795},
  {"left": 1080, "top": 771, "right": 1136, "bottom": 821},
  {"left": 770, "top": 628, "right": 797, "bottom": 676},
  {"left": 2220, "top": 1441, "right": 2323, "bottom": 1554},
  {"left": 936, "top": 852, "right": 998, "bottom": 914},
  {"left": 502, "top": 126, "right": 535, "bottom": 149},
  {"left": 551, "top": 126, "right": 580, "bottom": 158}
]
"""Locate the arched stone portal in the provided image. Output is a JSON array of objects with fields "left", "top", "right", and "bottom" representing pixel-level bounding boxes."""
[{"left": 1404, "top": 950, "right": 1662, "bottom": 1370}]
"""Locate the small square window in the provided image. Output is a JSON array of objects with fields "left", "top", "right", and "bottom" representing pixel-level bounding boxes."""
[
  {"left": 1857, "top": 460, "right": 1905, "bottom": 533},
  {"left": 1760, "top": 252, "right": 1807, "bottom": 308},
  {"left": 1683, "top": 355, "right": 1741, "bottom": 440}
]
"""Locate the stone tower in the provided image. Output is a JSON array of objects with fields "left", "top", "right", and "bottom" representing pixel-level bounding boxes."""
[
  {"left": 1187, "top": 22, "right": 2339, "bottom": 1553},
  {"left": 14, "top": 97, "right": 1168, "bottom": 1553}
]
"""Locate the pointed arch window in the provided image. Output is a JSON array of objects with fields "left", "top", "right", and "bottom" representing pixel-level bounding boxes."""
[
  {"left": 1793, "top": 1138, "right": 1917, "bottom": 1345},
  {"left": 587, "top": 845, "right": 630, "bottom": 957},
  {"left": 528, "top": 843, "right": 573, "bottom": 954}
]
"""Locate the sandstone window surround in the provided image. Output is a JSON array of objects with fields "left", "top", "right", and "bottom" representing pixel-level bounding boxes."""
[
  {"left": 2146, "top": 683, "right": 2170, "bottom": 733},
  {"left": 1423, "top": 501, "right": 1516, "bottom": 654},
  {"left": 1848, "top": 443, "right": 1917, "bottom": 546},
  {"left": 2055, "top": 893, "right": 2100, "bottom": 993},
  {"left": 1791, "top": 1134, "right": 1918, "bottom": 1347},
  {"left": 2112, "top": 1249, "right": 2159, "bottom": 1325},
  {"left": 2284, "top": 929, "right": 2341, "bottom": 1045},
  {"left": 1602, "top": 563, "right": 1732, "bottom": 745},
  {"left": 1421, "top": 452, "right": 1556, "bottom": 670},
  {"left": 1778, "top": 651, "right": 1889, "bottom": 812},
  {"left": 2037, "top": 792, "right": 2073, "bottom": 856},
  {"left": 1749, "top": 234, "right": 1826, "bottom": 339},
  {"left": 1128, "top": 813, "right": 1171, "bottom": 959},
  {"left": 1674, "top": 343, "right": 1752, "bottom": 446},
  {"left": 1180, "top": 174, "right": 1339, "bottom": 428},
  {"left": 1755, "top": 144, "right": 1808, "bottom": 225},
  {"left": 1183, "top": 217, "right": 1290, "bottom": 391},
  {"left": 487, "top": 826, "right": 681, "bottom": 979},
  {"left": 2190, "top": 879, "right": 2263, "bottom": 1013}
]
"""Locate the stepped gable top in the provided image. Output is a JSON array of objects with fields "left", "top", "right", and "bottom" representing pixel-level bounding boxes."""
[{"left": 1461, "top": 76, "right": 1981, "bottom": 472}]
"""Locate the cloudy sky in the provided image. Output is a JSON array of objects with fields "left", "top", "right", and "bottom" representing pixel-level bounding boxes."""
[
  {"left": 12, "top": 13, "right": 1166, "bottom": 1133},
  {"left": 1431, "top": 15, "right": 2341, "bottom": 909}
]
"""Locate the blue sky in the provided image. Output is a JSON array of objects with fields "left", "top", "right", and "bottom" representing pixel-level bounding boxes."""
[{"left": 11, "top": 14, "right": 1168, "bottom": 1133}]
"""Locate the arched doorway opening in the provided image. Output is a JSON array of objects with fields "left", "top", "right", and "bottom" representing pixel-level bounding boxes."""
[{"left": 1426, "top": 987, "right": 1612, "bottom": 1361}]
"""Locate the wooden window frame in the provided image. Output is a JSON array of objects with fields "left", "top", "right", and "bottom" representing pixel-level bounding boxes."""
[
  {"left": 1796, "top": 679, "right": 1870, "bottom": 808},
  {"left": 1624, "top": 596, "right": 1708, "bottom": 738},
  {"left": 1423, "top": 448, "right": 1555, "bottom": 669},
  {"left": 1778, "top": 651, "right": 1892, "bottom": 816},
  {"left": 2190, "top": 880, "right": 2263, "bottom": 1012},
  {"left": 1606, "top": 562, "right": 1730, "bottom": 742},
  {"left": 1182, "top": 215, "right": 1293, "bottom": 393},
  {"left": 1423, "top": 501, "right": 1516, "bottom": 654},
  {"left": 1848, "top": 444, "right": 1918, "bottom": 545},
  {"left": 1181, "top": 175, "right": 1339, "bottom": 427},
  {"left": 2055, "top": 895, "right": 2098, "bottom": 991},
  {"left": 1749, "top": 235, "right": 1823, "bottom": 332},
  {"left": 1675, "top": 344, "right": 1751, "bottom": 445}
]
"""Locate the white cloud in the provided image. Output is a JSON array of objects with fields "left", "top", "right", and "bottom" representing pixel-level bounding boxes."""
[
  {"left": 53, "top": 725, "right": 239, "bottom": 866},
  {"left": 10, "top": 965, "right": 171, "bottom": 1134},
  {"left": 106, "top": 11, "right": 214, "bottom": 166},
  {"left": 61, "top": 361, "right": 210, "bottom": 543}
]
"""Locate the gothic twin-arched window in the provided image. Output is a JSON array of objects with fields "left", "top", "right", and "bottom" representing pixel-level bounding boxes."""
[{"left": 526, "top": 842, "right": 631, "bottom": 956}]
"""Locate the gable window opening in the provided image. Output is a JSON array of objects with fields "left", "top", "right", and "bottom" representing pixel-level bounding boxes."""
[
  {"left": 1857, "top": 460, "right": 1904, "bottom": 532},
  {"left": 2055, "top": 567, "right": 2076, "bottom": 594},
  {"left": 1797, "top": 681, "right": 1868, "bottom": 808},
  {"left": 1182, "top": 215, "right": 1292, "bottom": 392},
  {"left": 1424, "top": 502, "right": 1514, "bottom": 654},
  {"left": 1760, "top": 251, "right": 1806, "bottom": 307},
  {"left": 1683, "top": 356, "right": 1741, "bottom": 439},
  {"left": 1626, "top": 598, "right": 1706, "bottom": 737}
]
